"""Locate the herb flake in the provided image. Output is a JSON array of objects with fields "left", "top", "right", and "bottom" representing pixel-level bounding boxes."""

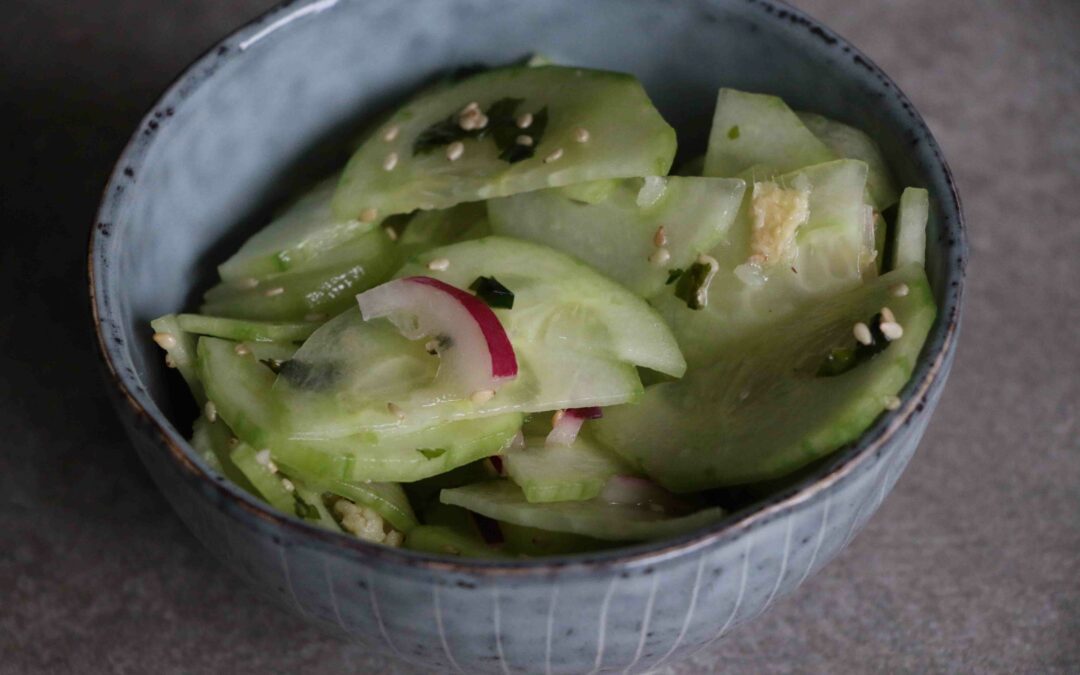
[
  {"left": 469, "top": 276, "right": 515, "bottom": 309},
  {"left": 294, "top": 494, "right": 321, "bottom": 520},
  {"left": 665, "top": 268, "right": 685, "bottom": 285},
  {"left": 817, "top": 313, "right": 891, "bottom": 377},
  {"left": 413, "top": 97, "right": 547, "bottom": 164},
  {"left": 674, "top": 257, "right": 719, "bottom": 310},
  {"left": 417, "top": 448, "right": 447, "bottom": 459}
]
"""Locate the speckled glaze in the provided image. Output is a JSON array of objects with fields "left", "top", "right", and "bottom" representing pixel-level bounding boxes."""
[{"left": 89, "top": 0, "right": 966, "bottom": 672}]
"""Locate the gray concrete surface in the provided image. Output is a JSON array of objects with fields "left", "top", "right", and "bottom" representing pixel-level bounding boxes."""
[{"left": 1, "top": 1, "right": 1077, "bottom": 672}]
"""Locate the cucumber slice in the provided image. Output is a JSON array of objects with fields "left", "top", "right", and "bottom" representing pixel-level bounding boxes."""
[
  {"left": 404, "top": 525, "right": 510, "bottom": 558},
  {"left": 797, "top": 112, "right": 899, "bottom": 210},
  {"left": 230, "top": 442, "right": 296, "bottom": 512},
  {"left": 397, "top": 202, "right": 492, "bottom": 258},
  {"left": 191, "top": 414, "right": 258, "bottom": 493},
  {"left": 398, "top": 236, "right": 686, "bottom": 377},
  {"left": 440, "top": 481, "right": 725, "bottom": 542},
  {"left": 704, "top": 89, "right": 835, "bottom": 178},
  {"left": 201, "top": 228, "right": 398, "bottom": 322},
  {"left": 322, "top": 481, "right": 417, "bottom": 533},
  {"left": 150, "top": 314, "right": 204, "bottom": 403},
  {"left": 893, "top": 187, "right": 929, "bottom": 269},
  {"left": 594, "top": 265, "right": 936, "bottom": 491},
  {"left": 176, "top": 314, "right": 318, "bottom": 343},
  {"left": 499, "top": 523, "right": 612, "bottom": 556},
  {"left": 488, "top": 176, "right": 746, "bottom": 297},
  {"left": 275, "top": 308, "right": 641, "bottom": 438},
  {"left": 218, "top": 175, "right": 379, "bottom": 281},
  {"left": 654, "top": 159, "right": 873, "bottom": 368},
  {"left": 504, "top": 435, "right": 631, "bottom": 503},
  {"left": 196, "top": 334, "right": 525, "bottom": 482},
  {"left": 292, "top": 482, "right": 343, "bottom": 532},
  {"left": 332, "top": 65, "right": 676, "bottom": 219}
]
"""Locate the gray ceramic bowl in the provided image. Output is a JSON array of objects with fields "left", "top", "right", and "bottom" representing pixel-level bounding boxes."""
[{"left": 90, "top": 0, "right": 966, "bottom": 672}]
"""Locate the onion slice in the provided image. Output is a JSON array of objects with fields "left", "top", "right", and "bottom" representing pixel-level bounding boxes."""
[
  {"left": 545, "top": 407, "right": 604, "bottom": 447},
  {"left": 357, "top": 276, "right": 518, "bottom": 395}
]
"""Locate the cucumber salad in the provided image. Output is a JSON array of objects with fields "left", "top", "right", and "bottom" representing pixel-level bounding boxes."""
[{"left": 152, "top": 63, "right": 935, "bottom": 557}]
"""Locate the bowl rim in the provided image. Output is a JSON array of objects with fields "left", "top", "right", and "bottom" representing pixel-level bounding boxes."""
[{"left": 88, "top": 0, "right": 967, "bottom": 576}]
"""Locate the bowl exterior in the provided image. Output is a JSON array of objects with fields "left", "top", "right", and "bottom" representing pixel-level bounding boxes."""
[{"left": 90, "top": 0, "right": 965, "bottom": 672}]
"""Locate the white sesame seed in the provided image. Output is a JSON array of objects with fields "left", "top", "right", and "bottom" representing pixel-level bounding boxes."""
[
  {"left": 152, "top": 332, "right": 177, "bottom": 350},
  {"left": 304, "top": 312, "right": 326, "bottom": 322},
  {"left": 425, "top": 340, "right": 439, "bottom": 355},
  {"left": 883, "top": 395, "right": 902, "bottom": 411},
  {"left": 446, "top": 141, "right": 465, "bottom": 161},
  {"left": 383, "top": 152, "right": 398, "bottom": 171},
  {"left": 382, "top": 124, "right": 400, "bottom": 142},
  {"left": 281, "top": 478, "right": 295, "bottom": 492},
  {"left": 263, "top": 286, "right": 285, "bottom": 297},
  {"left": 880, "top": 321, "right": 904, "bottom": 341},
  {"left": 236, "top": 277, "right": 260, "bottom": 290},
  {"left": 653, "top": 226, "right": 668, "bottom": 248},
  {"left": 515, "top": 134, "right": 534, "bottom": 146},
  {"left": 255, "top": 449, "right": 272, "bottom": 466},
  {"left": 543, "top": 148, "right": 564, "bottom": 163},
  {"left": 233, "top": 343, "right": 250, "bottom": 356},
  {"left": 880, "top": 306, "right": 896, "bottom": 324},
  {"left": 891, "top": 283, "right": 910, "bottom": 297},
  {"left": 204, "top": 400, "right": 217, "bottom": 423},
  {"left": 649, "top": 247, "right": 671, "bottom": 266},
  {"left": 164, "top": 354, "right": 177, "bottom": 369},
  {"left": 471, "top": 389, "right": 495, "bottom": 404},
  {"left": 516, "top": 112, "right": 533, "bottom": 129},
  {"left": 853, "top": 322, "right": 873, "bottom": 345},
  {"left": 463, "top": 101, "right": 481, "bottom": 114},
  {"left": 427, "top": 257, "right": 450, "bottom": 271},
  {"left": 387, "top": 402, "right": 405, "bottom": 420},
  {"left": 359, "top": 207, "right": 379, "bottom": 223},
  {"left": 267, "top": 461, "right": 279, "bottom": 474},
  {"left": 572, "top": 127, "right": 590, "bottom": 143},
  {"left": 384, "top": 225, "right": 399, "bottom": 241}
]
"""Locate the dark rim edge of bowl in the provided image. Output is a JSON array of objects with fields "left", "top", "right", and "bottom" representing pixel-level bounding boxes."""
[{"left": 88, "top": 0, "right": 967, "bottom": 576}]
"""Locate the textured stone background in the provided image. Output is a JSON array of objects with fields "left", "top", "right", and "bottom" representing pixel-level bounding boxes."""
[{"left": 2, "top": 1, "right": 1077, "bottom": 673}]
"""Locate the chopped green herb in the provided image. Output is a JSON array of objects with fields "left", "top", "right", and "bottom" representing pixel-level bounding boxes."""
[
  {"left": 278, "top": 359, "right": 341, "bottom": 391},
  {"left": 293, "top": 493, "right": 321, "bottom": 520},
  {"left": 418, "top": 448, "right": 447, "bottom": 459},
  {"left": 727, "top": 125, "right": 740, "bottom": 140},
  {"left": 674, "top": 259, "right": 718, "bottom": 310},
  {"left": 817, "top": 313, "right": 891, "bottom": 377},
  {"left": 413, "top": 97, "right": 546, "bottom": 164},
  {"left": 666, "top": 268, "right": 685, "bottom": 285},
  {"left": 496, "top": 107, "right": 548, "bottom": 163},
  {"left": 469, "top": 276, "right": 515, "bottom": 309}
]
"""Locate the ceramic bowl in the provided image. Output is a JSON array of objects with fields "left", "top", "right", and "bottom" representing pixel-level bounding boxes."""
[{"left": 89, "top": 0, "right": 966, "bottom": 672}]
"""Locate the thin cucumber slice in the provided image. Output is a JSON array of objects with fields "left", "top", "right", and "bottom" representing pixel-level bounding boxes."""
[
  {"left": 230, "top": 442, "right": 295, "bottom": 513},
  {"left": 322, "top": 481, "right": 417, "bottom": 533},
  {"left": 499, "top": 522, "right": 612, "bottom": 556},
  {"left": 797, "top": 112, "right": 899, "bottom": 210},
  {"left": 190, "top": 415, "right": 225, "bottom": 473},
  {"left": 176, "top": 314, "right": 318, "bottom": 343},
  {"left": 654, "top": 159, "right": 873, "bottom": 368},
  {"left": 404, "top": 525, "right": 510, "bottom": 558},
  {"left": 704, "top": 89, "right": 835, "bottom": 178},
  {"left": 202, "top": 228, "right": 398, "bottom": 322},
  {"left": 595, "top": 265, "right": 937, "bottom": 491},
  {"left": 191, "top": 414, "right": 257, "bottom": 493},
  {"left": 488, "top": 176, "right": 746, "bottom": 297},
  {"left": 398, "top": 236, "right": 686, "bottom": 377},
  {"left": 397, "top": 202, "right": 492, "bottom": 258},
  {"left": 893, "top": 187, "right": 928, "bottom": 269},
  {"left": 292, "top": 482, "right": 342, "bottom": 532},
  {"left": 504, "top": 435, "right": 631, "bottom": 503},
  {"left": 218, "top": 175, "right": 379, "bottom": 281},
  {"left": 440, "top": 481, "right": 725, "bottom": 542},
  {"left": 150, "top": 314, "right": 204, "bottom": 403},
  {"left": 332, "top": 65, "right": 676, "bottom": 219}
]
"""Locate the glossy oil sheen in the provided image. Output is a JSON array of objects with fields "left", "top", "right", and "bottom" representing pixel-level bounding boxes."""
[{"left": 90, "top": 1, "right": 966, "bottom": 672}]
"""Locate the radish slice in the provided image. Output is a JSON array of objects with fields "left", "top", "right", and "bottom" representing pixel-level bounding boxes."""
[
  {"left": 357, "top": 276, "right": 518, "bottom": 396},
  {"left": 545, "top": 407, "right": 604, "bottom": 447}
]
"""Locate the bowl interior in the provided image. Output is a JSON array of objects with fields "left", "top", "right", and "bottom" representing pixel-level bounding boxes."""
[{"left": 92, "top": 0, "right": 963, "bottom": 555}]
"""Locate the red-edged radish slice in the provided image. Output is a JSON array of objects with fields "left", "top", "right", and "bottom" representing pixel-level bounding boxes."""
[
  {"left": 545, "top": 407, "right": 604, "bottom": 447},
  {"left": 356, "top": 276, "right": 518, "bottom": 396}
]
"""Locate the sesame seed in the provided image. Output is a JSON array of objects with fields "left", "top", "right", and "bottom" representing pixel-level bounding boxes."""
[
  {"left": 255, "top": 449, "right": 272, "bottom": 466},
  {"left": 880, "top": 306, "right": 896, "bottom": 324},
  {"left": 880, "top": 321, "right": 904, "bottom": 341},
  {"left": 359, "top": 207, "right": 379, "bottom": 223},
  {"left": 236, "top": 277, "right": 260, "bottom": 289},
  {"left": 883, "top": 395, "right": 902, "bottom": 411},
  {"left": 384, "top": 226, "right": 399, "bottom": 241},
  {"left": 425, "top": 340, "right": 439, "bottom": 355},
  {"left": 387, "top": 402, "right": 405, "bottom": 420},
  {"left": 382, "top": 124, "right": 400, "bottom": 142},
  {"left": 383, "top": 152, "right": 398, "bottom": 171},
  {"left": 164, "top": 354, "right": 177, "bottom": 369},
  {"left": 427, "top": 257, "right": 450, "bottom": 271},
  {"left": 738, "top": 390, "right": 750, "bottom": 401},
  {"left": 463, "top": 101, "right": 481, "bottom": 114},
  {"left": 263, "top": 286, "right": 285, "bottom": 297},
  {"left": 516, "top": 112, "right": 533, "bottom": 129},
  {"left": 543, "top": 148, "right": 564, "bottom": 163},
  {"left": 233, "top": 343, "right": 250, "bottom": 356},
  {"left": 853, "top": 322, "right": 873, "bottom": 345},
  {"left": 471, "top": 389, "right": 495, "bottom": 404},
  {"left": 649, "top": 247, "right": 671, "bottom": 266},
  {"left": 572, "top": 127, "right": 590, "bottom": 143},
  {"left": 281, "top": 478, "right": 295, "bottom": 492},
  {"left": 653, "top": 226, "right": 668, "bottom": 248},
  {"left": 204, "top": 400, "right": 217, "bottom": 423},
  {"left": 515, "top": 134, "right": 533, "bottom": 147},
  {"left": 446, "top": 141, "right": 465, "bottom": 161},
  {"left": 267, "top": 461, "right": 279, "bottom": 474},
  {"left": 304, "top": 312, "right": 326, "bottom": 322},
  {"left": 891, "top": 283, "right": 910, "bottom": 297},
  {"left": 152, "top": 332, "right": 177, "bottom": 350}
]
